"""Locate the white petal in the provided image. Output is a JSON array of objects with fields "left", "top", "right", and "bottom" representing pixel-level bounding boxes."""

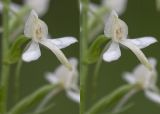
[
  {"left": 10, "top": 2, "right": 21, "bottom": 12},
  {"left": 40, "top": 39, "right": 72, "bottom": 69},
  {"left": 24, "top": 10, "right": 38, "bottom": 37},
  {"left": 148, "top": 58, "right": 157, "bottom": 68},
  {"left": 156, "top": 0, "right": 160, "bottom": 11},
  {"left": 0, "top": 1, "right": 20, "bottom": 13},
  {"left": 45, "top": 73, "right": 59, "bottom": 84},
  {"left": 49, "top": 37, "right": 77, "bottom": 49},
  {"left": 102, "top": 0, "right": 127, "bottom": 15},
  {"left": 0, "top": 27, "right": 2, "bottom": 33},
  {"left": 69, "top": 58, "right": 78, "bottom": 68},
  {"left": 24, "top": 0, "right": 50, "bottom": 16},
  {"left": 22, "top": 41, "right": 41, "bottom": 62},
  {"left": 104, "top": 10, "right": 118, "bottom": 38},
  {"left": 145, "top": 90, "right": 160, "bottom": 104},
  {"left": 127, "top": 37, "right": 157, "bottom": 49},
  {"left": 103, "top": 42, "right": 121, "bottom": 62},
  {"left": 66, "top": 90, "right": 80, "bottom": 103},
  {"left": 24, "top": 10, "right": 48, "bottom": 41},
  {"left": 0, "top": 2, "right": 2, "bottom": 12},
  {"left": 123, "top": 73, "right": 136, "bottom": 84},
  {"left": 89, "top": 3, "right": 99, "bottom": 13},
  {"left": 104, "top": 10, "right": 128, "bottom": 40},
  {"left": 120, "top": 40, "right": 152, "bottom": 70}
]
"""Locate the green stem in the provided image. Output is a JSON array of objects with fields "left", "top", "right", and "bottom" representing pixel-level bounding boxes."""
[
  {"left": 9, "top": 6, "right": 30, "bottom": 40},
  {"left": 14, "top": 60, "right": 23, "bottom": 102},
  {"left": 80, "top": 0, "right": 89, "bottom": 114},
  {"left": 92, "top": 44, "right": 110, "bottom": 98},
  {"left": 34, "top": 86, "right": 63, "bottom": 114},
  {"left": 9, "top": 5, "right": 30, "bottom": 32},
  {"left": 8, "top": 85, "right": 55, "bottom": 114},
  {"left": 86, "top": 85, "right": 133, "bottom": 114},
  {"left": 92, "top": 56, "right": 103, "bottom": 99},
  {"left": 89, "top": 6, "right": 109, "bottom": 28},
  {"left": 112, "top": 88, "right": 139, "bottom": 113},
  {"left": 0, "top": 0, "right": 10, "bottom": 113},
  {"left": 88, "top": 6, "right": 109, "bottom": 41}
]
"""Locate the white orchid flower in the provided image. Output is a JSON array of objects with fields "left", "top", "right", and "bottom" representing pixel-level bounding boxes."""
[
  {"left": 22, "top": 10, "right": 77, "bottom": 69},
  {"left": 103, "top": 11, "right": 157, "bottom": 69},
  {"left": 46, "top": 58, "right": 80, "bottom": 103},
  {"left": 102, "top": 0, "right": 127, "bottom": 15},
  {"left": 123, "top": 58, "right": 160, "bottom": 103},
  {"left": 24, "top": 0, "right": 50, "bottom": 16}
]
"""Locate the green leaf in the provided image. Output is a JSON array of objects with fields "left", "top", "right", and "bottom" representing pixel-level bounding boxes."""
[
  {"left": 85, "top": 35, "right": 110, "bottom": 64},
  {"left": 8, "top": 85, "right": 57, "bottom": 114},
  {"left": 5, "top": 35, "right": 29, "bottom": 64},
  {"left": 86, "top": 85, "right": 134, "bottom": 114}
]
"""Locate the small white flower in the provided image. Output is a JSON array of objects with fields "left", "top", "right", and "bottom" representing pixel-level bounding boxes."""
[
  {"left": 103, "top": 11, "right": 157, "bottom": 69},
  {"left": 22, "top": 10, "right": 77, "bottom": 69},
  {"left": 0, "top": 27, "right": 2, "bottom": 33},
  {"left": 24, "top": 0, "right": 50, "bottom": 16},
  {"left": 0, "top": 1, "right": 21, "bottom": 13},
  {"left": 102, "top": 0, "right": 128, "bottom": 15},
  {"left": 156, "top": 0, "right": 160, "bottom": 11},
  {"left": 87, "top": 0, "right": 127, "bottom": 40},
  {"left": 46, "top": 58, "right": 80, "bottom": 103},
  {"left": 0, "top": 0, "right": 50, "bottom": 16},
  {"left": 123, "top": 58, "right": 160, "bottom": 103}
]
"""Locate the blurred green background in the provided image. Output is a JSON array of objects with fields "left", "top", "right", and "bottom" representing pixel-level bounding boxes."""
[
  {"left": 8, "top": 0, "right": 79, "bottom": 114},
  {"left": 87, "top": 0, "right": 160, "bottom": 114}
]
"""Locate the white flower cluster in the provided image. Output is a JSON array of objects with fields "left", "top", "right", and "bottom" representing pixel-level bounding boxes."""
[
  {"left": 1, "top": 0, "right": 80, "bottom": 105},
  {"left": 22, "top": 9, "right": 79, "bottom": 104}
]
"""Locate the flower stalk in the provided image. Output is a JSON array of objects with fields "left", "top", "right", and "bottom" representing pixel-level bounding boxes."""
[
  {"left": 35, "top": 86, "right": 63, "bottom": 114},
  {"left": 0, "top": 0, "right": 11, "bottom": 113},
  {"left": 80, "top": 0, "right": 89, "bottom": 113},
  {"left": 14, "top": 60, "right": 23, "bottom": 102},
  {"left": 112, "top": 87, "right": 139, "bottom": 113}
]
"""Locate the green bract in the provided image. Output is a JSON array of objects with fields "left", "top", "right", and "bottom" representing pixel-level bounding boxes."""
[
  {"left": 85, "top": 35, "right": 110, "bottom": 64},
  {"left": 4, "top": 35, "right": 29, "bottom": 64}
]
